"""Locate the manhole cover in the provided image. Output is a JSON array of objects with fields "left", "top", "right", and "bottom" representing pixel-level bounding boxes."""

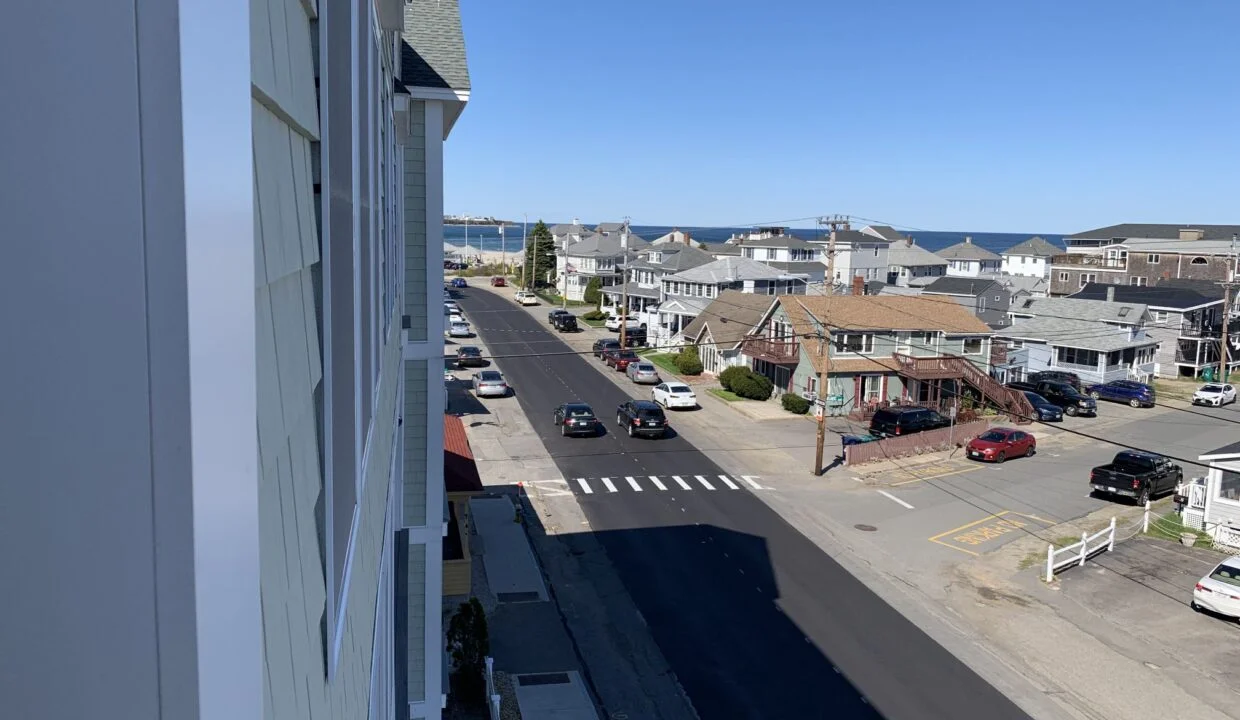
[{"left": 854, "top": 524, "right": 877, "bottom": 532}]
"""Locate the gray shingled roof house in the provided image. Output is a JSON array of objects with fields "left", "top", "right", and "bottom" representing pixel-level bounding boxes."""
[
  {"left": 1002, "top": 236, "right": 1061, "bottom": 258},
  {"left": 998, "top": 296, "right": 1158, "bottom": 384},
  {"left": 920, "top": 277, "right": 1012, "bottom": 329}
]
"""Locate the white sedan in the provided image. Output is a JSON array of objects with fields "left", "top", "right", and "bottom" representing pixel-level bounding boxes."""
[
  {"left": 1192, "top": 556, "right": 1240, "bottom": 619},
  {"left": 1192, "top": 383, "right": 1236, "bottom": 406},
  {"left": 515, "top": 291, "right": 539, "bottom": 306},
  {"left": 652, "top": 382, "right": 698, "bottom": 409},
  {"left": 446, "top": 321, "right": 471, "bottom": 338}
]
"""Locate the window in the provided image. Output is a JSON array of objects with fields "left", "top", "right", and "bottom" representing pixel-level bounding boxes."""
[
  {"left": 806, "top": 376, "right": 817, "bottom": 394},
  {"left": 1118, "top": 307, "right": 1130, "bottom": 317},
  {"left": 962, "top": 338, "right": 983, "bottom": 354},
  {"left": 1009, "top": 339, "right": 1024, "bottom": 348},
  {"left": 1058, "top": 272, "right": 1069, "bottom": 282},
  {"left": 1191, "top": 257, "right": 1208, "bottom": 265},
  {"left": 1056, "top": 346, "right": 1099, "bottom": 367},
  {"left": 873, "top": 247, "right": 880, "bottom": 257},
  {"left": 1080, "top": 273, "right": 1097, "bottom": 287},
  {"left": 834, "top": 334, "right": 873, "bottom": 354},
  {"left": 1219, "top": 468, "right": 1240, "bottom": 503},
  {"left": 1147, "top": 254, "right": 1160, "bottom": 264},
  {"left": 1154, "top": 311, "right": 1168, "bottom": 323},
  {"left": 1129, "top": 276, "right": 1147, "bottom": 286},
  {"left": 995, "top": 295, "right": 1001, "bottom": 301}
]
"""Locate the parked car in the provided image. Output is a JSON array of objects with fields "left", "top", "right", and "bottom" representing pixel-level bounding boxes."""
[
  {"left": 1028, "top": 370, "right": 1081, "bottom": 391},
  {"left": 966, "top": 428, "right": 1036, "bottom": 463},
  {"left": 444, "top": 300, "right": 460, "bottom": 313},
  {"left": 553, "top": 402, "right": 598, "bottom": 437},
  {"left": 1008, "top": 380, "right": 1096, "bottom": 416},
  {"left": 620, "top": 328, "right": 647, "bottom": 347},
  {"left": 868, "top": 406, "right": 950, "bottom": 438},
  {"left": 616, "top": 400, "right": 668, "bottom": 438},
  {"left": 593, "top": 339, "right": 621, "bottom": 358},
  {"left": 1089, "top": 450, "right": 1182, "bottom": 505},
  {"left": 605, "top": 314, "right": 643, "bottom": 332},
  {"left": 1192, "top": 556, "right": 1240, "bottom": 619},
  {"left": 548, "top": 309, "right": 571, "bottom": 324},
  {"left": 448, "top": 312, "right": 466, "bottom": 326},
  {"left": 455, "top": 346, "right": 485, "bottom": 368},
  {"left": 471, "top": 370, "right": 510, "bottom": 398},
  {"left": 627, "top": 362, "right": 660, "bottom": 384},
  {"left": 446, "top": 321, "right": 471, "bottom": 338},
  {"left": 1193, "top": 383, "right": 1237, "bottom": 406},
  {"left": 651, "top": 382, "right": 697, "bottom": 409},
  {"left": 490, "top": 276, "right": 507, "bottom": 287},
  {"left": 553, "top": 314, "right": 579, "bottom": 333},
  {"left": 451, "top": 277, "right": 467, "bottom": 288},
  {"left": 515, "top": 291, "right": 539, "bottom": 306},
  {"left": 1022, "top": 391, "right": 1064, "bottom": 422},
  {"left": 1084, "top": 380, "right": 1156, "bottom": 408},
  {"left": 605, "top": 349, "right": 640, "bottom": 371}
]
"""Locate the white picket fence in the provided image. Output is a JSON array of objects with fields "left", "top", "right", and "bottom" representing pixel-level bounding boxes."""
[
  {"left": 1045, "top": 517, "right": 1116, "bottom": 583},
  {"left": 484, "top": 657, "right": 501, "bottom": 720}
]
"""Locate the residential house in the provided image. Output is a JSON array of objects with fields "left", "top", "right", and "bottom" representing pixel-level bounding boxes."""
[
  {"left": 443, "top": 415, "right": 484, "bottom": 599},
  {"left": 659, "top": 257, "right": 809, "bottom": 346},
  {"left": 556, "top": 230, "right": 648, "bottom": 301},
  {"left": 885, "top": 237, "right": 949, "bottom": 287},
  {"left": 596, "top": 221, "right": 627, "bottom": 235},
  {"left": 999, "top": 293, "right": 1158, "bottom": 385},
  {"left": 651, "top": 228, "right": 705, "bottom": 247},
  {"left": 937, "top": 237, "right": 1003, "bottom": 277},
  {"left": 728, "top": 233, "right": 826, "bottom": 283},
  {"left": 742, "top": 294, "right": 1009, "bottom": 417},
  {"left": 1070, "top": 282, "right": 1236, "bottom": 378},
  {"left": 813, "top": 229, "right": 894, "bottom": 284},
  {"left": 1050, "top": 224, "right": 1240, "bottom": 296},
  {"left": 680, "top": 291, "right": 779, "bottom": 375},
  {"left": 1180, "top": 442, "right": 1240, "bottom": 552},
  {"left": 920, "top": 277, "right": 1013, "bottom": 330},
  {"left": 550, "top": 218, "right": 591, "bottom": 248},
  {"left": 859, "top": 225, "right": 910, "bottom": 242},
  {"left": 7, "top": 0, "right": 467, "bottom": 717},
  {"left": 601, "top": 243, "right": 716, "bottom": 329},
  {"left": 1001, "top": 236, "right": 1061, "bottom": 278},
  {"left": 990, "top": 274, "right": 1049, "bottom": 305}
]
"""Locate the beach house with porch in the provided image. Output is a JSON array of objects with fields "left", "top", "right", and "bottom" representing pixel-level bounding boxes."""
[
  {"left": 555, "top": 230, "right": 648, "bottom": 301},
  {"left": 679, "top": 291, "right": 778, "bottom": 375},
  {"left": 657, "top": 256, "right": 809, "bottom": 347},
  {"left": 742, "top": 294, "right": 1029, "bottom": 419},
  {"left": 600, "top": 242, "right": 715, "bottom": 333},
  {"left": 1179, "top": 442, "right": 1240, "bottom": 553}
]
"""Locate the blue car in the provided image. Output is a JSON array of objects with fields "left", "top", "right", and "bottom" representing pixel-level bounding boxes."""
[
  {"left": 1084, "top": 380, "right": 1156, "bottom": 408},
  {"left": 1022, "top": 391, "right": 1063, "bottom": 422},
  {"left": 451, "top": 277, "right": 468, "bottom": 288}
]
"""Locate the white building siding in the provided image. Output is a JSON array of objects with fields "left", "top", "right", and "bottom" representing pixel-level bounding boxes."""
[{"left": 1002, "top": 255, "right": 1049, "bottom": 278}]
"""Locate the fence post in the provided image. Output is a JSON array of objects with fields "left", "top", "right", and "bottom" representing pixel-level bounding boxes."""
[
  {"left": 1107, "top": 517, "right": 1116, "bottom": 552},
  {"left": 1077, "top": 531, "right": 1088, "bottom": 567},
  {"left": 1142, "top": 501, "right": 1150, "bottom": 534},
  {"left": 1045, "top": 543, "right": 1054, "bottom": 583}
]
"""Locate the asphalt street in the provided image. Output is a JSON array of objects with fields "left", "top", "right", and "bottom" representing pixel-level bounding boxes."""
[{"left": 453, "top": 286, "right": 1032, "bottom": 720}]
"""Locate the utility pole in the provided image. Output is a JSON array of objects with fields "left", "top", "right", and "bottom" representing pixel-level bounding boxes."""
[
  {"left": 813, "top": 220, "right": 838, "bottom": 476},
  {"left": 521, "top": 213, "right": 529, "bottom": 288},
  {"left": 500, "top": 224, "right": 506, "bottom": 270},
  {"left": 1220, "top": 233, "right": 1239, "bottom": 383},
  {"left": 619, "top": 217, "right": 631, "bottom": 348}
]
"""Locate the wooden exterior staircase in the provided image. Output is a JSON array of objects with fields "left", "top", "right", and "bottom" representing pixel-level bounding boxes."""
[{"left": 891, "top": 352, "right": 1034, "bottom": 424}]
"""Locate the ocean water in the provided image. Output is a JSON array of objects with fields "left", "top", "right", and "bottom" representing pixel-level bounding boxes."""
[{"left": 443, "top": 223, "right": 1063, "bottom": 256}]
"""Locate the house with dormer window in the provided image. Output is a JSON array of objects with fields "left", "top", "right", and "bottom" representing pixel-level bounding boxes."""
[
  {"left": 601, "top": 242, "right": 716, "bottom": 329},
  {"left": 657, "top": 256, "right": 809, "bottom": 346},
  {"left": 555, "top": 229, "right": 648, "bottom": 301}
]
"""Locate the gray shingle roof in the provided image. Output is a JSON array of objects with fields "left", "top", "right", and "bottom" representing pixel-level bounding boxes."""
[
  {"left": 550, "top": 223, "right": 590, "bottom": 237},
  {"left": 400, "top": 1, "right": 470, "bottom": 91},
  {"left": 1156, "top": 277, "right": 1227, "bottom": 298},
  {"left": 859, "top": 225, "right": 908, "bottom": 242},
  {"left": 1069, "top": 282, "right": 1222, "bottom": 310},
  {"left": 761, "top": 260, "right": 827, "bottom": 275},
  {"left": 668, "top": 257, "right": 796, "bottom": 283},
  {"left": 999, "top": 316, "right": 1156, "bottom": 352},
  {"left": 681, "top": 291, "right": 777, "bottom": 349},
  {"left": 596, "top": 222, "right": 626, "bottom": 233},
  {"left": 564, "top": 233, "right": 624, "bottom": 258},
  {"left": 1002, "top": 236, "right": 1061, "bottom": 258},
  {"left": 830, "top": 229, "right": 894, "bottom": 245},
  {"left": 920, "top": 277, "right": 1000, "bottom": 296},
  {"left": 708, "top": 243, "right": 743, "bottom": 256},
  {"left": 935, "top": 240, "right": 1002, "bottom": 262},
  {"left": 887, "top": 242, "right": 948, "bottom": 267},
  {"left": 600, "top": 281, "right": 660, "bottom": 299},
  {"left": 630, "top": 244, "right": 716, "bottom": 273},
  {"left": 659, "top": 296, "right": 713, "bottom": 316},
  {"left": 1010, "top": 296, "right": 1148, "bottom": 323},
  {"left": 729, "top": 234, "right": 817, "bottom": 250},
  {"left": 1068, "top": 223, "right": 1240, "bottom": 241}
]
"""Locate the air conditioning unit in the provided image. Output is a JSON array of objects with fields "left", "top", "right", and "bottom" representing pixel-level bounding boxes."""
[{"left": 801, "top": 391, "right": 819, "bottom": 402}]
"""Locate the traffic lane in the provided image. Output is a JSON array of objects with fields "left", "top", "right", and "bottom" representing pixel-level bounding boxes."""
[{"left": 463, "top": 291, "right": 1031, "bottom": 719}]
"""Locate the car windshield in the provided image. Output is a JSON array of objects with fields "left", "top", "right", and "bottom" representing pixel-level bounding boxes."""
[
  {"left": 668, "top": 384, "right": 692, "bottom": 394},
  {"left": 459, "top": 347, "right": 479, "bottom": 356},
  {"left": 977, "top": 431, "right": 1008, "bottom": 442},
  {"left": 1209, "top": 564, "right": 1240, "bottom": 588},
  {"left": 566, "top": 406, "right": 593, "bottom": 417},
  {"left": 479, "top": 371, "right": 502, "bottom": 382},
  {"left": 1202, "top": 385, "right": 1224, "bottom": 393},
  {"left": 634, "top": 364, "right": 654, "bottom": 372}
]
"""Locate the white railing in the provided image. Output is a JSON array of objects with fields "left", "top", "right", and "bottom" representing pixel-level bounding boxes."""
[
  {"left": 1045, "top": 517, "right": 1116, "bottom": 583},
  {"left": 1213, "top": 525, "right": 1240, "bottom": 554},
  {"left": 484, "top": 656, "right": 501, "bottom": 720}
]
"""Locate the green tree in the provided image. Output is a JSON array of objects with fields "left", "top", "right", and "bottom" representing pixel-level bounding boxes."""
[
  {"left": 520, "top": 220, "right": 556, "bottom": 289},
  {"left": 446, "top": 597, "right": 490, "bottom": 704},
  {"left": 583, "top": 276, "right": 603, "bottom": 306}
]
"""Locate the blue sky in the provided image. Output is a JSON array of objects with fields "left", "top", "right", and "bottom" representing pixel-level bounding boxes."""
[{"left": 447, "top": 1, "right": 1240, "bottom": 233}]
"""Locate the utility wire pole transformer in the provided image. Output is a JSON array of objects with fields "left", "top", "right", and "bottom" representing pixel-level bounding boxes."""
[{"left": 813, "top": 217, "right": 840, "bottom": 476}]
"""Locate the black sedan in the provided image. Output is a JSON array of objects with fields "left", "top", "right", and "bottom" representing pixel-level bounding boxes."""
[
  {"left": 455, "top": 346, "right": 486, "bottom": 368},
  {"left": 553, "top": 402, "right": 599, "bottom": 437}
]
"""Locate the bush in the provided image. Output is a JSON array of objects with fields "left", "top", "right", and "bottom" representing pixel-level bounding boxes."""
[
  {"left": 674, "top": 346, "right": 703, "bottom": 375},
  {"left": 718, "top": 366, "right": 749, "bottom": 392},
  {"left": 781, "top": 393, "right": 811, "bottom": 414},
  {"left": 730, "top": 372, "right": 774, "bottom": 400},
  {"left": 583, "top": 276, "right": 603, "bottom": 305},
  {"left": 581, "top": 309, "right": 606, "bottom": 321},
  {"left": 446, "top": 597, "right": 490, "bottom": 705}
]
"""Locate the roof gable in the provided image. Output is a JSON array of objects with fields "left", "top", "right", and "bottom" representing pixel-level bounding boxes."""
[
  {"left": 1002, "top": 236, "right": 1061, "bottom": 258},
  {"left": 400, "top": 1, "right": 470, "bottom": 91},
  {"left": 780, "top": 294, "right": 992, "bottom": 334},
  {"left": 681, "top": 291, "right": 776, "bottom": 348},
  {"left": 935, "top": 240, "right": 1002, "bottom": 261}
]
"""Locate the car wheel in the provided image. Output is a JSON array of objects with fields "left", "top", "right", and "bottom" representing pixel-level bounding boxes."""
[
  {"left": 1191, "top": 601, "right": 1201, "bottom": 612},
  {"left": 1065, "top": 406, "right": 1078, "bottom": 416},
  {"left": 1089, "top": 391, "right": 1101, "bottom": 400},
  {"left": 1129, "top": 398, "right": 1141, "bottom": 408},
  {"left": 560, "top": 424, "right": 567, "bottom": 436},
  {"left": 1137, "top": 487, "right": 1150, "bottom": 506},
  {"left": 996, "top": 451, "right": 1006, "bottom": 464},
  {"left": 627, "top": 423, "right": 634, "bottom": 437},
  {"left": 617, "top": 414, "right": 624, "bottom": 427},
  {"left": 1026, "top": 444, "right": 1035, "bottom": 457}
]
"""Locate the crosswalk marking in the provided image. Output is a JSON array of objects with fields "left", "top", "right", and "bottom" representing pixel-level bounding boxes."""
[
  {"left": 741, "top": 475, "right": 763, "bottom": 490},
  {"left": 577, "top": 478, "right": 593, "bottom": 494},
  {"left": 673, "top": 475, "right": 692, "bottom": 490},
  {"left": 567, "top": 474, "right": 762, "bottom": 495},
  {"left": 718, "top": 474, "right": 739, "bottom": 490},
  {"left": 601, "top": 477, "right": 617, "bottom": 493},
  {"left": 625, "top": 476, "right": 642, "bottom": 492},
  {"left": 649, "top": 475, "right": 667, "bottom": 491},
  {"left": 695, "top": 475, "right": 715, "bottom": 490}
]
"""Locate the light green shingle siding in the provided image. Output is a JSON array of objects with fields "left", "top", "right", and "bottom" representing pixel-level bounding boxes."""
[
  {"left": 406, "top": 545, "right": 427, "bottom": 701},
  {"left": 402, "top": 360, "right": 429, "bottom": 527},
  {"left": 403, "top": 100, "right": 428, "bottom": 340}
]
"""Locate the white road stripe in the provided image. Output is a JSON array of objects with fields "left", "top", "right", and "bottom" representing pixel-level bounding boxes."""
[
  {"left": 672, "top": 475, "right": 692, "bottom": 490},
  {"left": 741, "top": 475, "right": 764, "bottom": 490},
  {"left": 649, "top": 475, "right": 667, "bottom": 491},
  {"left": 877, "top": 489, "right": 914, "bottom": 509},
  {"left": 626, "top": 476, "right": 643, "bottom": 492},
  {"left": 576, "top": 478, "right": 593, "bottom": 494},
  {"left": 602, "top": 477, "right": 617, "bottom": 493},
  {"left": 718, "top": 474, "right": 739, "bottom": 490},
  {"left": 695, "top": 475, "right": 716, "bottom": 490}
]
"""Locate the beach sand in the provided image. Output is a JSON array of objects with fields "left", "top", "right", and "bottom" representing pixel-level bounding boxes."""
[{"left": 448, "top": 248, "right": 520, "bottom": 267}]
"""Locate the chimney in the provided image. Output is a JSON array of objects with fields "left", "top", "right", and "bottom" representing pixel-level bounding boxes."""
[
  {"left": 964, "top": 236, "right": 973, "bottom": 244},
  {"left": 905, "top": 236, "right": 914, "bottom": 247},
  {"left": 572, "top": 217, "right": 580, "bottom": 226},
  {"left": 683, "top": 231, "right": 692, "bottom": 246},
  {"left": 1106, "top": 285, "right": 1115, "bottom": 302},
  {"left": 851, "top": 275, "right": 864, "bottom": 296},
  {"left": 1179, "top": 228, "right": 1205, "bottom": 241}
]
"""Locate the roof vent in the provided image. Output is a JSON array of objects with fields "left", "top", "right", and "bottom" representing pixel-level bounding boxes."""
[{"left": 1180, "top": 228, "right": 1205, "bottom": 241}]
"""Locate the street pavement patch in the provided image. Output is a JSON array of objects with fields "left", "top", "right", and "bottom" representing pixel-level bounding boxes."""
[{"left": 928, "top": 510, "right": 1057, "bottom": 556}]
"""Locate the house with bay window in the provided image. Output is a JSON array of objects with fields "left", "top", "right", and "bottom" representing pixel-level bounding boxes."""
[
  {"left": 997, "top": 293, "right": 1158, "bottom": 384},
  {"left": 741, "top": 294, "right": 1019, "bottom": 418}
]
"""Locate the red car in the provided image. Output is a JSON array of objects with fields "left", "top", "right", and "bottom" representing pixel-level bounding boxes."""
[
  {"left": 604, "top": 349, "right": 640, "bottom": 371},
  {"left": 966, "top": 428, "right": 1035, "bottom": 463},
  {"left": 490, "top": 276, "right": 506, "bottom": 287}
]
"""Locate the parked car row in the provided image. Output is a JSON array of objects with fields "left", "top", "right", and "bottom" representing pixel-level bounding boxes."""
[{"left": 549, "top": 399, "right": 673, "bottom": 439}]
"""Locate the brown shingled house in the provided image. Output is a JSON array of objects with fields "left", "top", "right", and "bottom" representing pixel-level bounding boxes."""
[{"left": 443, "top": 415, "right": 483, "bottom": 597}]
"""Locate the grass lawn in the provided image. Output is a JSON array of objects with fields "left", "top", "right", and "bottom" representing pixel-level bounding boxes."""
[
  {"left": 1147, "top": 510, "right": 1214, "bottom": 548},
  {"left": 708, "top": 388, "right": 743, "bottom": 402},
  {"left": 533, "top": 289, "right": 591, "bottom": 307},
  {"left": 581, "top": 317, "right": 607, "bottom": 328},
  {"left": 643, "top": 352, "right": 681, "bottom": 375},
  {"left": 1154, "top": 377, "right": 1204, "bottom": 401}
]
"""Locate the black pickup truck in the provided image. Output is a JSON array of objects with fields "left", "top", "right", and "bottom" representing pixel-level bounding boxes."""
[
  {"left": 1007, "top": 380, "right": 1097, "bottom": 416},
  {"left": 1090, "top": 450, "right": 1182, "bottom": 505}
]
